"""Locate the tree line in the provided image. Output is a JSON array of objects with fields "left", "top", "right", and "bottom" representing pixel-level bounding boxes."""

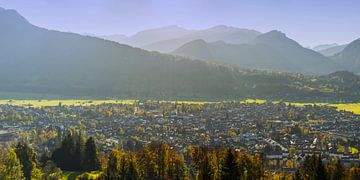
[{"left": 1, "top": 132, "right": 360, "bottom": 180}]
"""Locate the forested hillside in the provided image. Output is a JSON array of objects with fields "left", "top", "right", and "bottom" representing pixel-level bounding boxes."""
[{"left": 0, "top": 8, "right": 360, "bottom": 101}]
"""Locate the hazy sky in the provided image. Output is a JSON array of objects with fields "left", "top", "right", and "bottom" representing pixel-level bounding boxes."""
[{"left": 0, "top": 0, "right": 359, "bottom": 47}]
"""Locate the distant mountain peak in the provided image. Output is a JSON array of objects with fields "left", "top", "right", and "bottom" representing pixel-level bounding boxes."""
[
  {"left": 205, "top": 25, "right": 257, "bottom": 33},
  {"left": 172, "top": 39, "right": 213, "bottom": 60},
  {"left": 262, "top": 30, "right": 287, "bottom": 38},
  {"left": 162, "top": 25, "right": 184, "bottom": 30},
  {"left": 254, "top": 30, "right": 302, "bottom": 48},
  {"left": 0, "top": 8, "right": 30, "bottom": 26},
  {"left": 210, "top": 25, "right": 234, "bottom": 30},
  {"left": 134, "top": 25, "right": 189, "bottom": 35}
]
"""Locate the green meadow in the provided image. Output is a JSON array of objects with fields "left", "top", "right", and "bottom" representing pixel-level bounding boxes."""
[{"left": 0, "top": 99, "right": 360, "bottom": 115}]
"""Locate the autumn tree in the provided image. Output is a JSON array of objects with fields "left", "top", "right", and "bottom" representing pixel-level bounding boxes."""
[{"left": 0, "top": 149, "right": 25, "bottom": 180}]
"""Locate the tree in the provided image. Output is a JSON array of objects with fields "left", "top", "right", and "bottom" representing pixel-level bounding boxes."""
[
  {"left": 0, "top": 149, "right": 25, "bottom": 180},
  {"left": 123, "top": 155, "right": 139, "bottom": 180},
  {"left": 301, "top": 155, "right": 328, "bottom": 180},
  {"left": 51, "top": 129, "right": 85, "bottom": 171},
  {"left": 74, "top": 131, "right": 86, "bottom": 170},
  {"left": 330, "top": 159, "right": 344, "bottom": 180},
  {"left": 83, "top": 137, "right": 101, "bottom": 171},
  {"left": 30, "top": 162, "right": 43, "bottom": 180},
  {"left": 106, "top": 150, "right": 122, "bottom": 179},
  {"left": 294, "top": 169, "right": 303, "bottom": 180},
  {"left": 15, "top": 143, "right": 38, "bottom": 180},
  {"left": 221, "top": 149, "right": 240, "bottom": 180},
  {"left": 198, "top": 154, "right": 212, "bottom": 180},
  {"left": 314, "top": 155, "right": 327, "bottom": 180},
  {"left": 42, "top": 161, "right": 64, "bottom": 180},
  {"left": 51, "top": 130, "right": 77, "bottom": 170}
]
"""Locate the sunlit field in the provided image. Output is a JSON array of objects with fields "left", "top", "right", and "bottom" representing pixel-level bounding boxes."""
[
  {"left": 1, "top": 99, "right": 360, "bottom": 115},
  {"left": 0, "top": 100, "right": 137, "bottom": 107}
]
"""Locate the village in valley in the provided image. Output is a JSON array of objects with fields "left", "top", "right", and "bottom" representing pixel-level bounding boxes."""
[{"left": 1, "top": 100, "right": 359, "bottom": 173}]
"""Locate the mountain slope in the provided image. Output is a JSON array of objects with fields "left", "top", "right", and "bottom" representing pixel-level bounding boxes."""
[
  {"left": 142, "top": 25, "right": 261, "bottom": 53},
  {"left": 317, "top": 44, "right": 347, "bottom": 56},
  {"left": 0, "top": 8, "right": 253, "bottom": 99},
  {"left": 313, "top": 44, "right": 339, "bottom": 51},
  {"left": 172, "top": 31, "right": 342, "bottom": 74},
  {"left": 1, "top": 7, "right": 360, "bottom": 101},
  {"left": 101, "top": 25, "right": 194, "bottom": 47},
  {"left": 252, "top": 31, "right": 343, "bottom": 74},
  {"left": 334, "top": 39, "right": 360, "bottom": 73},
  {"left": 172, "top": 39, "right": 213, "bottom": 60},
  {"left": 172, "top": 40, "right": 299, "bottom": 72}
]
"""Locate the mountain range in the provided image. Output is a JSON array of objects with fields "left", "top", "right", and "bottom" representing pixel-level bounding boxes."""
[
  {"left": 172, "top": 31, "right": 343, "bottom": 74},
  {"left": 102, "top": 25, "right": 261, "bottom": 53},
  {"left": 101, "top": 24, "right": 358, "bottom": 75},
  {"left": 1, "top": 7, "right": 360, "bottom": 101}
]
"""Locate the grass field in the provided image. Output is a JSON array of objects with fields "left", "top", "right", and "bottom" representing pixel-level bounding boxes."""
[
  {"left": 0, "top": 99, "right": 137, "bottom": 107},
  {"left": 328, "top": 103, "right": 360, "bottom": 114},
  {"left": 1, "top": 99, "right": 360, "bottom": 115}
]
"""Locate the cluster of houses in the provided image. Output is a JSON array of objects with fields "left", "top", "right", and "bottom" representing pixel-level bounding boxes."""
[{"left": 0, "top": 101, "right": 359, "bottom": 170}]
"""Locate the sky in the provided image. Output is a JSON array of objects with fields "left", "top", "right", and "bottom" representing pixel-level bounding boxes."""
[{"left": 0, "top": 0, "right": 359, "bottom": 47}]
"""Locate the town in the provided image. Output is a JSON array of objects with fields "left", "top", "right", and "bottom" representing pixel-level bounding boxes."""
[{"left": 0, "top": 100, "right": 359, "bottom": 174}]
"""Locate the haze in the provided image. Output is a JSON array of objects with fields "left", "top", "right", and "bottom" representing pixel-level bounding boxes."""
[{"left": 0, "top": 0, "right": 360, "bottom": 47}]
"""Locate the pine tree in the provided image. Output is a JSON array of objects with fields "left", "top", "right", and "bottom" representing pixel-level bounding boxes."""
[
  {"left": 15, "top": 143, "right": 38, "bottom": 180},
  {"left": 39, "top": 147, "right": 50, "bottom": 166},
  {"left": 330, "top": 159, "right": 344, "bottom": 180},
  {"left": 315, "top": 155, "right": 328, "bottom": 180},
  {"left": 294, "top": 169, "right": 303, "bottom": 180},
  {"left": 52, "top": 132, "right": 74, "bottom": 170},
  {"left": 123, "top": 156, "right": 139, "bottom": 180},
  {"left": 74, "top": 131, "right": 85, "bottom": 171},
  {"left": 198, "top": 154, "right": 212, "bottom": 180},
  {"left": 84, "top": 137, "right": 101, "bottom": 171},
  {"left": 221, "top": 148, "right": 240, "bottom": 180},
  {"left": 0, "top": 149, "right": 25, "bottom": 180},
  {"left": 107, "top": 150, "right": 122, "bottom": 179}
]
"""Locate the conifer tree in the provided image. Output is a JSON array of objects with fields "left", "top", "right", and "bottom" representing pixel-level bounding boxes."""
[
  {"left": 330, "top": 159, "right": 344, "bottom": 180},
  {"left": 221, "top": 148, "right": 240, "bottom": 180},
  {"left": 15, "top": 143, "right": 38, "bottom": 180},
  {"left": 83, "top": 137, "right": 101, "bottom": 171}
]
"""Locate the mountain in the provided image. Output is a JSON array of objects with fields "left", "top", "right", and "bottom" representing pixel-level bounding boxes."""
[
  {"left": 318, "top": 44, "right": 347, "bottom": 57},
  {"left": 334, "top": 39, "right": 360, "bottom": 73},
  {"left": 0, "top": 8, "right": 245, "bottom": 99},
  {"left": 252, "top": 31, "right": 343, "bottom": 74},
  {"left": 100, "top": 34, "right": 128, "bottom": 43},
  {"left": 142, "top": 25, "right": 261, "bottom": 53},
  {"left": 101, "top": 25, "right": 194, "bottom": 47},
  {"left": 172, "top": 39, "right": 299, "bottom": 72},
  {"left": 312, "top": 43, "right": 339, "bottom": 51},
  {"left": 1, "top": 7, "right": 360, "bottom": 101},
  {"left": 172, "top": 39, "right": 213, "bottom": 60},
  {"left": 173, "top": 31, "right": 342, "bottom": 74}
]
